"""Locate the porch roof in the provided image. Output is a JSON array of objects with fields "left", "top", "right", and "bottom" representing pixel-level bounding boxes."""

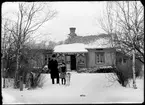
[{"left": 54, "top": 43, "right": 88, "bottom": 53}]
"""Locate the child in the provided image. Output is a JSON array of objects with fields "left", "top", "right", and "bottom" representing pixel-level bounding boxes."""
[{"left": 59, "top": 61, "right": 66, "bottom": 85}]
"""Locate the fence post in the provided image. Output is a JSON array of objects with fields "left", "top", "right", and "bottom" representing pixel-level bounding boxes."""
[{"left": 20, "top": 76, "right": 23, "bottom": 91}]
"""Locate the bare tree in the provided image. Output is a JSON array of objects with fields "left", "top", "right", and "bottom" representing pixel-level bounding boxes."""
[
  {"left": 98, "top": 2, "right": 115, "bottom": 34},
  {"left": 98, "top": 1, "right": 144, "bottom": 89},
  {"left": 48, "top": 40, "right": 57, "bottom": 49},
  {"left": 1, "top": 18, "right": 16, "bottom": 88},
  {"left": 99, "top": 1, "right": 144, "bottom": 63},
  {"left": 1, "top": 20, "right": 9, "bottom": 88},
  {"left": 3, "top": 2, "right": 57, "bottom": 88}
]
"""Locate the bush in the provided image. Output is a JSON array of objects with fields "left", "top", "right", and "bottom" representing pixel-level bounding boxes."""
[
  {"left": 96, "top": 68, "right": 114, "bottom": 73},
  {"left": 113, "top": 59, "right": 143, "bottom": 87},
  {"left": 77, "top": 67, "right": 115, "bottom": 73},
  {"left": 35, "top": 74, "right": 46, "bottom": 88},
  {"left": 77, "top": 67, "right": 99, "bottom": 73},
  {"left": 88, "top": 67, "right": 99, "bottom": 73},
  {"left": 32, "top": 72, "right": 42, "bottom": 88},
  {"left": 4, "top": 67, "right": 15, "bottom": 78},
  {"left": 77, "top": 68, "right": 88, "bottom": 73},
  {"left": 18, "top": 66, "right": 45, "bottom": 89},
  {"left": 26, "top": 71, "right": 46, "bottom": 89}
]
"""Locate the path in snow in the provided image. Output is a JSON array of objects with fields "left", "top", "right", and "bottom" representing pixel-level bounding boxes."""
[{"left": 2, "top": 73, "right": 144, "bottom": 104}]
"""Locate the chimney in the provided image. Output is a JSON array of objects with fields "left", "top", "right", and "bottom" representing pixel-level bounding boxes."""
[{"left": 69, "top": 27, "right": 77, "bottom": 37}]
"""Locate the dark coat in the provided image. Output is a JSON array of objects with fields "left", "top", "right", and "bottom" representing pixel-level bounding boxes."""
[{"left": 48, "top": 59, "right": 59, "bottom": 79}]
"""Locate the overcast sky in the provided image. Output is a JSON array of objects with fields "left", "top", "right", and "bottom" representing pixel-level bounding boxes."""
[{"left": 2, "top": 2, "right": 107, "bottom": 43}]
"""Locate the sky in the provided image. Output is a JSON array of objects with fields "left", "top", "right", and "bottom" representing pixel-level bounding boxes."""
[{"left": 2, "top": 2, "right": 107, "bottom": 43}]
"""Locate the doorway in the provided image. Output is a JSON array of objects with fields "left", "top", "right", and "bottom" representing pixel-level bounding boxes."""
[{"left": 71, "top": 55, "right": 76, "bottom": 70}]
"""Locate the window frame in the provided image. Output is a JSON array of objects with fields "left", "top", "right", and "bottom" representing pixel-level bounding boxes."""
[{"left": 95, "top": 52, "right": 105, "bottom": 64}]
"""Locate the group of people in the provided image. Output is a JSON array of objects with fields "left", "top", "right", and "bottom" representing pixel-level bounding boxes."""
[{"left": 48, "top": 54, "right": 67, "bottom": 85}]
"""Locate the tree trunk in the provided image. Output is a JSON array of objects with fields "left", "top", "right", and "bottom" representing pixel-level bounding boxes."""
[
  {"left": 20, "top": 76, "right": 23, "bottom": 91},
  {"left": 14, "top": 50, "right": 20, "bottom": 88},
  {"left": 2, "top": 55, "right": 6, "bottom": 88},
  {"left": 132, "top": 49, "right": 137, "bottom": 89}
]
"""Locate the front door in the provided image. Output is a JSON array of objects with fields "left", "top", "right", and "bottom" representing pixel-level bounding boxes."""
[{"left": 71, "top": 55, "right": 76, "bottom": 70}]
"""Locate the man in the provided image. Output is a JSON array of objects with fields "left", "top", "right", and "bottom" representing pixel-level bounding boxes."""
[{"left": 48, "top": 54, "right": 59, "bottom": 84}]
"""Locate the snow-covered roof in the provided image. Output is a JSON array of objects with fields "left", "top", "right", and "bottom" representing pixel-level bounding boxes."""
[
  {"left": 85, "top": 38, "right": 113, "bottom": 49},
  {"left": 54, "top": 43, "right": 88, "bottom": 53},
  {"left": 54, "top": 38, "right": 113, "bottom": 53}
]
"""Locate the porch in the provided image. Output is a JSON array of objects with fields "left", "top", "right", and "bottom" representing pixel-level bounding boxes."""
[{"left": 54, "top": 43, "right": 88, "bottom": 71}]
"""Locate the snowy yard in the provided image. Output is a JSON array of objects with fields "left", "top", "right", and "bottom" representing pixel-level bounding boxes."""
[{"left": 2, "top": 72, "right": 144, "bottom": 104}]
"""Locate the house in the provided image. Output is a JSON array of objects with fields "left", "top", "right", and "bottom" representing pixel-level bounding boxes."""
[{"left": 54, "top": 27, "right": 116, "bottom": 71}]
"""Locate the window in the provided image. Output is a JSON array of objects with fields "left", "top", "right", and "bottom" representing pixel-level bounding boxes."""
[
  {"left": 123, "top": 58, "right": 127, "bottom": 63},
  {"left": 78, "top": 55, "right": 85, "bottom": 65},
  {"left": 44, "top": 55, "right": 47, "bottom": 61},
  {"left": 95, "top": 52, "right": 105, "bottom": 64},
  {"left": 44, "top": 55, "right": 48, "bottom": 65}
]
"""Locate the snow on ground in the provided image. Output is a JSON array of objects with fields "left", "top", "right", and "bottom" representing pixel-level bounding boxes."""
[{"left": 2, "top": 72, "right": 144, "bottom": 104}]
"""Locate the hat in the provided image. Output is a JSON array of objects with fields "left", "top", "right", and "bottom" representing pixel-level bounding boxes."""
[{"left": 52, "top": 54, "right": 56, "bottom": 58}]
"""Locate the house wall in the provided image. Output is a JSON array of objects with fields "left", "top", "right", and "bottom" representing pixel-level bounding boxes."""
[
  {"left": 54, "top": 48, "right": 117, "bottom": 70},
  {"left": 87, "top": 48, "right": 116, "bottom": 68}
]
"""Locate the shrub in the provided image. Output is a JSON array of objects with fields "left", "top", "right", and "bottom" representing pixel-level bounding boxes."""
[
  {"left": 77, "top": 67, "right": 115, "bottom": 73},
  {"left": 88, "top": 67, "right": 99, "bottom": 73},
  {"left": 113, "top": 59, "right": 143, "bottom": 87},
  {"left": 32, "top": 72, "right": 41, "bottom": 88},
  {"left": 77, "top": 67, "right": 99, "bottom": 73},
  {"left": 77, "top": 68, "right": 88, "bottom": 73},
  {"left": 30, "top": 69, "right": 46, "bottom": 89},
  {"left": 19, "top": 66, "right": 45, "bottom": 89},
  {"left": 35, "top": 74, "right": 46, "bottom": 88}
]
